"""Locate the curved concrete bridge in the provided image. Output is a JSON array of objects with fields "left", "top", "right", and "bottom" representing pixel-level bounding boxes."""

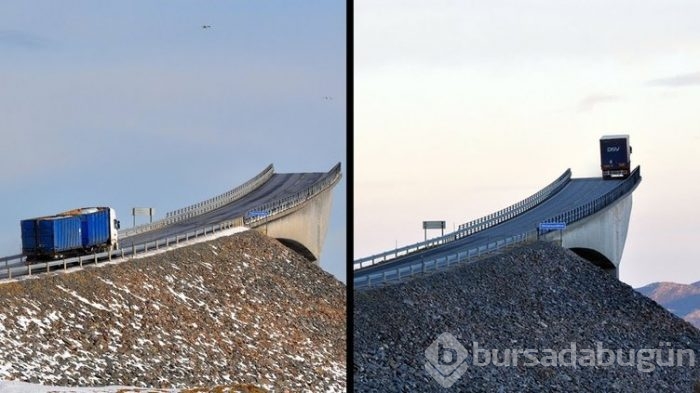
[
  {"left": 241, "top": 164, "right": 342, "bottom": 262},
  {"left": 121, "top": 163, "right": 342, "bottom": 263},
  {"left": 354, "top": 166, "right": 642, "bottom": 288}
]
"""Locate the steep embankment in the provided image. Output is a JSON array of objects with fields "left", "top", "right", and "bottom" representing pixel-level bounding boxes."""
[
  {"left": 354, "top": 241, "right": 700, "bottom": 392},
  {"left": 637, "top": 281, "right": 700, "bottom": 329},
  {"left": 0, "top": 230, "right": 346, "bottom": 392}
]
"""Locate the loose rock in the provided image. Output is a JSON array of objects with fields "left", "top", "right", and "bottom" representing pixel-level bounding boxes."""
[{"left": 354, "top": 241, "right": 700, "bottom": 392}]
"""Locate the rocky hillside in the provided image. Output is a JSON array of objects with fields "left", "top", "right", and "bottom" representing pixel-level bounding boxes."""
[
  {"left": 637, "top": 281, "right": 700, "bottom": 329},
  {"left": 0, "top": 229, "right": 346, "bottom": 392},
  {"left": 354, "top": 241, "right": 700, "bottom": 392}
]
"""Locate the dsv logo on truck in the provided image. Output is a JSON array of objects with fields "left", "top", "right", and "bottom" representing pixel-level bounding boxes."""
[
  {"left": 424, "top": 332, "right": 696, "bottom": 388},
  {"left": 607, "top": 147, "right": 620, "bottom": 152}
]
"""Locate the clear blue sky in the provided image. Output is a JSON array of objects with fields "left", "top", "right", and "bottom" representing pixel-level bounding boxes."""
[
  {"left": 0, "top": 1, "right": 346, "bottom": 282},
  {"left": 355, "top": 0, "right": 700, "bottom": 288}
]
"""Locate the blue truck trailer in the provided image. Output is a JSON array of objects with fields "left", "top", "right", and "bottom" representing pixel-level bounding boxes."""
[
  {"left": 79, "top": 208, "right": 117, "bottom": 249},
  {"left": 600, "top": 135, "right": 632, "bottom": 180},
  {"left": 21, "top": 216, "right": 83, "bottom": 259},
  {"left": 21, "top": 207, "right": 120, "bottom": 260}
]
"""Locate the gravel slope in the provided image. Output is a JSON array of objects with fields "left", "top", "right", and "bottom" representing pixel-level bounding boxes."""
[
  {"left": 0, "top": 230, "right": 346, "bottom": 392},
  {"left": 354, "top": 241, "right": 700, "bottom": 392}
]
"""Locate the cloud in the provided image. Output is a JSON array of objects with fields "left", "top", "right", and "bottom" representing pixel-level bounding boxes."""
[
  {"left": 647, "top": 72, "right": 700, "bottom": 87},
  {"left": 0, "top": 30, "right": 47, "bottom": 48},
  {"left": 578, "top": 94, "right": 621, "bottom": 112}
]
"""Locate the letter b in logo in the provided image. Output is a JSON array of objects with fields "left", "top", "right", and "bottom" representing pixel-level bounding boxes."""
[
  {"left": 438, "top": 342, "right": 458, "bottom": 365},
  {"left": 425, "top": 333, "right": 469, "bottom": 388}
]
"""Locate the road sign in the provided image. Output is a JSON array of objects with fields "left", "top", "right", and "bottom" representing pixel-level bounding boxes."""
[
  {"left": 423, "top": 220, "right": 446, "bottom": 241},
  {"left": 132, "top": 207, "right": 155, "bottom": 216},
  {"left": 423, "top": 221, "right": 446, "bottom": 230},
  {"left": 246, "top": 210, "right": 269, "bottom": 218},
  {"left": 539, "top": 222, "right": 566, "bottom": 231},
  {"left": 132, "top": 207, "right": 155, "bottom": 226}
]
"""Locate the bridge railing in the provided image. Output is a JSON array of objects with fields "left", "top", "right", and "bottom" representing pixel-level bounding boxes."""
[
  {"left": 120, "top": 164, "right": 274, "bottom": 237},
  {"left": 353, "top": 231, "right": 538, "bottom": 289},
  {"left": 353, "top": 168, "right": 571, "bottom": 270},
  {"left": 243, "top": 163, "right": 342, "bottom": 226},
  {"left": 538, "top": 166, "right": 641, "bottom": 233},
  {"left": 1, "top": 216, "right": 246, "bottom": 281},
  {"left": 455, "top": 169, "right": 571, "bottom": 238},
  {"left": 0, "top": 254, "right": 23, "bottom": 268}
]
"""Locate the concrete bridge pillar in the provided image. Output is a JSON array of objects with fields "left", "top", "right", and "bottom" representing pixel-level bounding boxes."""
[
  {"left": 543, "top": 193, "right": 633, "bottom": 277},
  {"left": 250, "top": 185, "right": 336, "bottom": 264}
]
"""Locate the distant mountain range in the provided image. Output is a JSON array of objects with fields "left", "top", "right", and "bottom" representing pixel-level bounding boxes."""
[{"left": 636, "top": 281, "right": 700, "bottom": 329}]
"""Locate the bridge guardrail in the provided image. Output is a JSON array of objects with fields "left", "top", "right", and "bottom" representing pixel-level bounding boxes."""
[
  {"left": 538, "top": 166, "right": 641, "bottom": 233},
  {"left": 455, "top": 169, "right": 571, "bottom": 238},
  {"left": 121, "top": 164, "right": 274, "bottom": 237},
  {"left": 353, "top": 168, "right": 572, "bottom": 270},
  {"left": 1, "top": 216, "right": 246, "bottom": 281},
  {"left": 0, "top": 254, "right": 23, "bottom": 264},
  {"left": 353, "top": 231, "right": 537, "bottom": 289},
  {"left": 243, "top": 162, "right": 342, "bottom": 226},
  {"left": 354, "top": 166, "right": 642, "bottom": 289}
]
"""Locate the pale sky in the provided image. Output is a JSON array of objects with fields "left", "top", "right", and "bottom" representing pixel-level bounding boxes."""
[
  {"left": 0, "top": 1, "right": 346, "bottom": 282},
  {"left": 355, "top": 0, "right": 700, "bottom": 288}
]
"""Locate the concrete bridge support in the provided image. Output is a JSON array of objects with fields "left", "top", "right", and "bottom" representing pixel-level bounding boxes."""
[
  {"left": 250, "top": 186, "right": 335, "bottom": 264},
  {"left": 544, "top": 193, "right": 633, "bottom": 278}
]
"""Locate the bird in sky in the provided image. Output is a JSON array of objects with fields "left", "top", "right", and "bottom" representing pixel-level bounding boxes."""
[
  {"left": 323, "top": 96, "right": 333, "bottom": 100},
  {"left": 202, "top": 25, "right": 212, "bottom": 29}
]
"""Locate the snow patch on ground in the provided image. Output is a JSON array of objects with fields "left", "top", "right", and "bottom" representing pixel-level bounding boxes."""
[
  {"left": 56, "top": 286, "right": 109, "bottom": 311},
  {"left": 0, "top": 380, "right": 176, "bottom": 392}
]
